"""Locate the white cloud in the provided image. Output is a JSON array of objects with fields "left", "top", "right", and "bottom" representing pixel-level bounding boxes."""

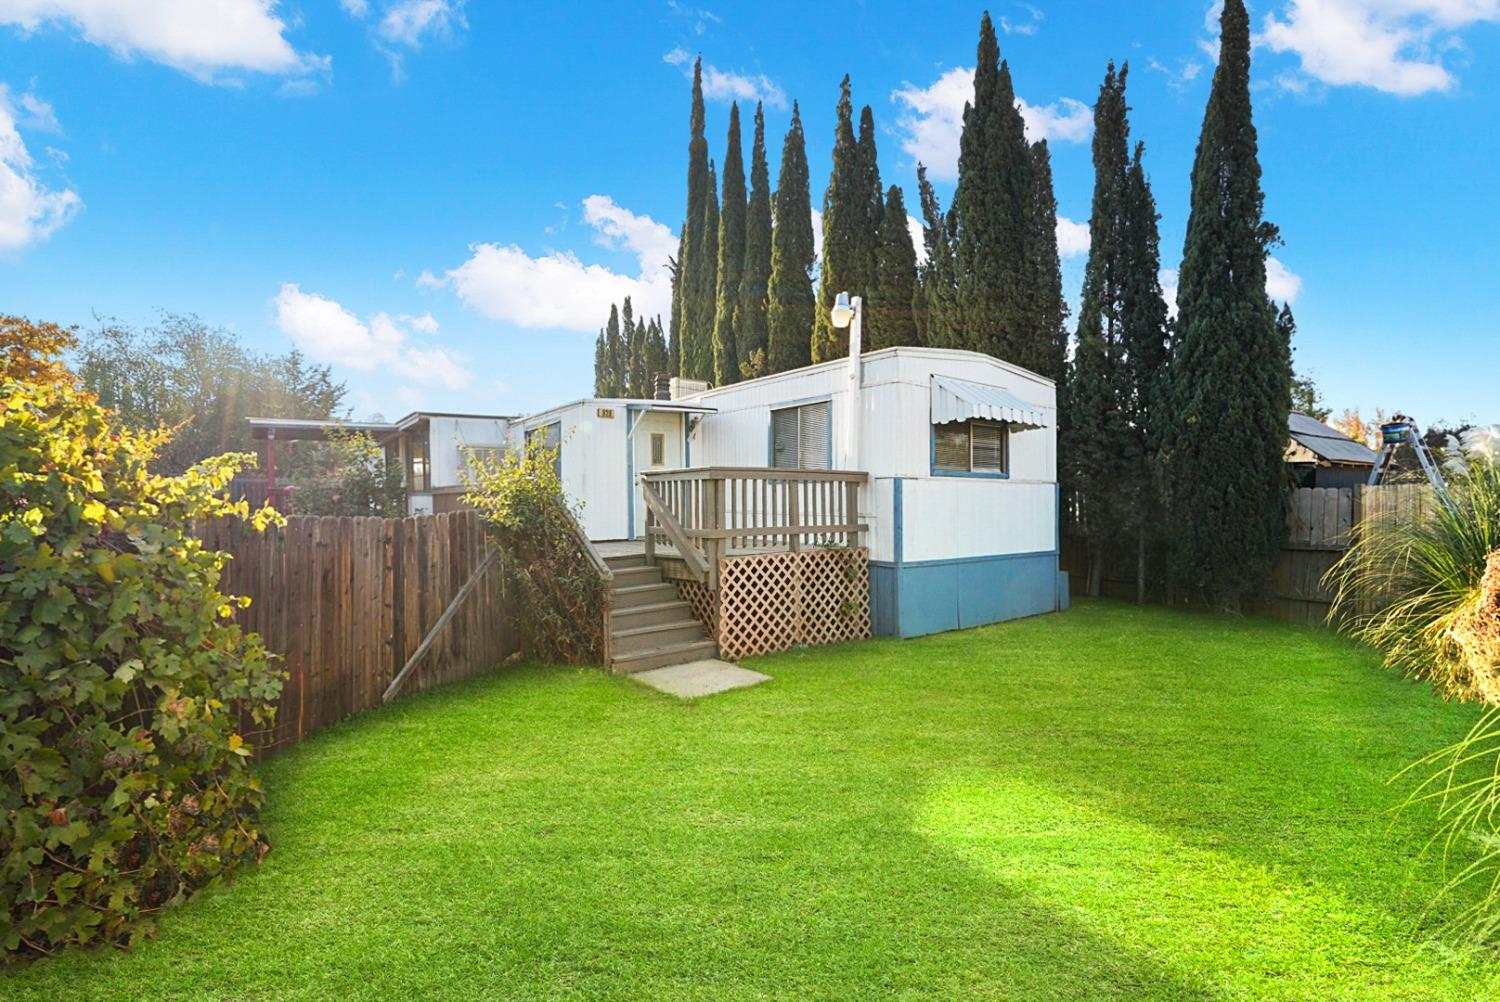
[
  {"left": 664, "top": 49, "right": 786, "bottom": 109},
  {"left": 702, "top": 64, "right": 786, "bottom": 110},
  {"left": 377, "top": 0, "right": 466, "bottom": 48},
  {"left": 1266, "top": 255, "right": 1303, "bottom": 303},
  {"left": 810, "top": 207, "right": 823, "bottom": 266},
  {"left": 1016, "top": 96, "right": 1092, "bottom": 144},
  {"left": 999, "top": 3, "right": 1043, "bottom": 35},
  {"left": 582, "top": 193, "right": 677, "bottom": 272},
  {"left": 1159, "top": 268, "right": 1179, "bottom": 320},
  {"left": 907, "top": 214, "right": 926, "bottom": 267},
  {"left": 0, "top": 0, "right": 328, "bottom": 82},
  {"left": 892, "top": 67, "right": 1090, "bottom": 180},
  {"left": 1055, "top": 215, "right": 1090, "bottom": 258},
  {"left": 0, "top": 83, "right": 80, "bottom": 252},
  {"left": 1154, "top": 259, "right": 1297, "bottom": 318},
  {"left": 14, "top": 89, "right": 57, "bottom": 131},
  {"left": 1147, "top": 55, "right": 1204, "bottom": 92},
  {"left": 273, "top": 284, "right": 471, "bottom": 388},
  {"left": 339, "top": 0, "right": 370, "bottom": 16},
  {"left": 434, "top": 195, "right": 675, "bottom": 333},
  {"left": 891, "top": 68, "right": 971, "bottom": 181},
  {"left": 1261, "top": 0, "right": 1500, "bottom": 96}
]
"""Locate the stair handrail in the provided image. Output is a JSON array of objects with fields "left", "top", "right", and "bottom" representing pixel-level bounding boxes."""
[
  {"left": 557, "top": 500, "right": 614, "bottom": 664},
  {"left": 641, "top": 479, "right": 710, "bottom": 582}
]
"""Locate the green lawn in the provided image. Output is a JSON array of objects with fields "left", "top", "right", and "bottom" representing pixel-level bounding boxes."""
[{"left": 8, "top": 601, "right": 1500, "bottom": 1000}]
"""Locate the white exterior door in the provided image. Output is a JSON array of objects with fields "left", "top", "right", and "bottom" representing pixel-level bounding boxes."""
[{"left": 632, "top": 412, "right": 685, "bottom": 538}]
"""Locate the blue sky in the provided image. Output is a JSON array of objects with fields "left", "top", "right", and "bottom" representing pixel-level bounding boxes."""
[{"left": 0, "top": 1, "right": 1496, "bottom": 426}]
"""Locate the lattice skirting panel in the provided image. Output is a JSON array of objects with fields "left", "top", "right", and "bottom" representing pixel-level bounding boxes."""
[
  {"left": 715, "top": 547, "right": 871, "bottom": 660},
  {"left": 672, "top": 577, "right": 719, "bottom": 636}
]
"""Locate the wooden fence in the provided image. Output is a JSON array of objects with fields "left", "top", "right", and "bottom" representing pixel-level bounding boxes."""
[
  {"left": 1270, "top": 484, "right": 1431, "bottom": 624},
  {"left": 1062, "top": 484, "right": 1432, "bottom": 624},
  {"left": 199, "top": 509, "right": 513, "bottom": 755}
]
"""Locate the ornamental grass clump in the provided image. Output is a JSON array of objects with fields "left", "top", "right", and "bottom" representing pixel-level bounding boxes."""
[
  {"left": 463, "top": 436, "right": 605, "bottom": 665},
  {"left": 1328, "top": 426, "right": 1500, "bottom": 942},
  {"left": 2, "top": 376, "right": 283, "bottom": 960}
]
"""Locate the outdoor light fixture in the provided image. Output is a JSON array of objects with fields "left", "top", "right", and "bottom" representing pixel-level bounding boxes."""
[{"left": 830, "top": 291, "right": 856, "bottom": 329}]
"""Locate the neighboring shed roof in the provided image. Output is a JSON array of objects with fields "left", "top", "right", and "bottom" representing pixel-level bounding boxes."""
[
  {"left": 1286, "top": 412, "right": 1377, "bottom": 466},
  {"left": 246, "top": 417, "right": 397, "bottom": 441},
  {"left": 931, "top": 376, "right": 1051, "bottom": 429}
]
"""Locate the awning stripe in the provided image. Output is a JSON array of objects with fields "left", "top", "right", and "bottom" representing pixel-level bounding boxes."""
[{"left": 931, "top": 376, "right": 1050, "bottom": 429}]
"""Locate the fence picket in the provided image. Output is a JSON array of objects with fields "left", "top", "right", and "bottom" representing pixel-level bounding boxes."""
[{"left": 200, "top": 510, "right": 511, "bottom": 756}]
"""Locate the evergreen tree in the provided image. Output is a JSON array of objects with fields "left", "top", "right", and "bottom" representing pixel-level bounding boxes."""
[
  {"left": 1025, "top": 140, "right": 1068, "bottom": 382},
  {"left": 1120, "top": 141, "right": 1172, "bottom": 600},
  {"left": 737, "top": 102, "right": 773, "bottom": 380},
  {"left": 674, "top": 58, "right": 716, "bottom": 380},
  {"left": 593, "top": 331, "right": 608, "bottom": 397},
  {"left": 952, "top": 13, "right": 1033, "bottom": 359},
  {"left": 916, "top": 164, "right": 961, "bottom": 346},
  {"left": 603, "top": 303, "right": 625, "bottom": 396},
  {"left": 667, "top": 249, "right": 682, "bottom": 377},
  {"left": 857, "top": 105, "right": 885, "bottom": 250},
  {"left": 624, "top": 296, "right": 648, "bottom": 397},
  {"left": 1062, "top": 63, "right": 1135, "bottom": 596},
  {"left": 647, "top": 316, "right": 670, "bottom": 391},
  {"left": 812, "top": 77, "right": 868, "bottom": 363},
  {"left": 1159, "top": 0, "right": 1291, "bottom": 610},
  {"left": 767, "top": 102, "right": 815, "bottom": 374},
  {"left": 868, "top": 185, "right": 919, "bottom": 350},
  {"left": 713, "top": 104, "right": 747, "bottom": 386}
]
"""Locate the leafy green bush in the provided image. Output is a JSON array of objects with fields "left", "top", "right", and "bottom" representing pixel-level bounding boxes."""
[
  {"left": 286, "top": 428, "right": 406, "bottom": 517},
  {"left": 463, "top": 436, "right": 604, "bottom": 664},
  {"left": 2, "top": 376, "right": 283, "bottom": 960}
]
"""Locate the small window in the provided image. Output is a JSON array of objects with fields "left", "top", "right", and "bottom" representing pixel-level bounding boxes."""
[
  {"left": 649, "top": 432, "right": 666, "bottom": 467},
  {"left": 405, "top": 429, "right": 430, "bottom": 491},
  {"left": 771, "top": 401, "right": 832, "bottom": 470},
  {"left": 934, "top": 420, "right": 1008, "bottom": 476}
]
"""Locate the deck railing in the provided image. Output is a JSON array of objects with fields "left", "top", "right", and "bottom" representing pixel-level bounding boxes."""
[{"left": 640, "top": 466, "right": 868, "bottom": 587}]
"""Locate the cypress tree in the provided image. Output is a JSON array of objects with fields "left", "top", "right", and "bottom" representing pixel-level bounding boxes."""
[
  {"left": 593, "top": 331, "right": 608, "bottom": 397},
  {"left": 667, "top": 249, "right": 682, "bottom": 377},
  {"left": 857, "top": 105, "right": 885, "bottom": 250},
  {"left": 767, "top": 102, "right": 815, "bottom": 374},
  {"left": 691, "top": 159, "right": 719, "bottom": 381},
  {"left": 916, "top": 164, "right": 961, "bottom": 347},
  {"left": 624, "top": 296, "right": 648, "bottom": 397},
  {"left": 953, "top": 13, "right": 1033, "bottom": 359},
  {"left": 1121, "top": 140, "right": 1172, "bottom": 601},
  {"left": 868, "top": 184, "right": 919, "bottom": 350},
  {"left": 603, "top": 303, "right": 625, "bottom": 396},
  {"left": 1026, "top": 140, "right": 1068, "bottom": 382},
  {"left": 812, "top": 77, "right": 866, "bottom": 363},
  {"left": 1159, "top": 0, "right": 1291, "bottom": 609},
  {"left": 674, "top": 57, "right": 716, "bottom": 380},
  {"left": 737, "top": 102, "right": 773, "bottom": 380},
  {"left": 713, "top": 104, "right": 747, "bottom": 386},
  {"left": 647, "top": 316, "right": 670, "bottom": 389},
  {"left": 1062, "top": 63, "right": 1134, "bottom": 597}
]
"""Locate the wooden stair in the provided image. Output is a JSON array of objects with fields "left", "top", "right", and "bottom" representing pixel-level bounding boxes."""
[{"left": 605, "top": 553, "right": 716, "bottom": 673}]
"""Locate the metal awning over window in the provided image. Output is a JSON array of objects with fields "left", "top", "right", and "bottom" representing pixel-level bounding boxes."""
[{"left": 930, "top": 376, "right": 1050, "bottom": 429}]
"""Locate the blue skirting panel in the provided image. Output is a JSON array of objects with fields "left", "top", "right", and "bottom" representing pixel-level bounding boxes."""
[{"left": 870, "top": 550, "right": 1061, "bottom": 639}]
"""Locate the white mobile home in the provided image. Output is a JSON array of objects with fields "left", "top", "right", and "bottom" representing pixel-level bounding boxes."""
[{"left": 512, "top": 346, "right": 1062, "bottom": 639}]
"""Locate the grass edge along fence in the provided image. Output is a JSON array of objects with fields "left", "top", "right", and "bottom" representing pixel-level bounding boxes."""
[
  {"left": 1061, "top": 484, "right": 1432, "bottom": 623},
  {"left": 199, "top": 509, "right": 514, "bottom": 756}
]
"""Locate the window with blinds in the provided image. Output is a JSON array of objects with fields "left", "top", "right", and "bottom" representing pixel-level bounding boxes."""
[
  {"left": 933, "top": 420, "right": 1008, "bottom": 475},
  {"left": 770, "top": 401, "right": 832, "bottom": 470}
]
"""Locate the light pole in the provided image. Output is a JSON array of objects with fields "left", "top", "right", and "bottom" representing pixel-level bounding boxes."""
[{"left": 830, "top": 291, "right": 862, "bottom": 471}]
